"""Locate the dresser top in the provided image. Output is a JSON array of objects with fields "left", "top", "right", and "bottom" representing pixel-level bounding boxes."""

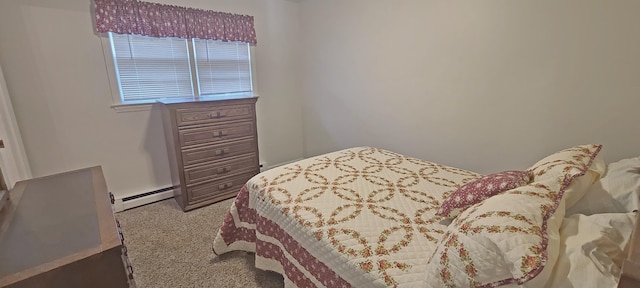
[{"left": 0, "top": 166, "right": 118, "bottom": 285}]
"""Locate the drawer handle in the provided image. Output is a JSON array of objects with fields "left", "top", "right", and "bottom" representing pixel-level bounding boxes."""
[
  {"left": 217, "top": 166, "right": 231, "bottom": 174},
  {"left": 218, "top": 182, "right": 233, "bottom": 190},
  {"left": 215, "top": 148, "right": 230, "bottom": 156},
  {"left": 214, "top": 130, "right": 228, "bottom": 137},
  {"left": 208, "top": 111, "right": 226, "bottom": 119},
  {"left": 127, "top": 264, "right": 134, "bottom": 279}
]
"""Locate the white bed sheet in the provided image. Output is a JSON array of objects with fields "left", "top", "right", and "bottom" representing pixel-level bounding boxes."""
[{"left": 547, "top": 212, "right": 636, "bottom": 288}]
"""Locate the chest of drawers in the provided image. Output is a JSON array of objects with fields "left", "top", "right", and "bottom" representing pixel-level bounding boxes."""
[{"left": 159, "top": 97, "right": 260, "bottom": 211}]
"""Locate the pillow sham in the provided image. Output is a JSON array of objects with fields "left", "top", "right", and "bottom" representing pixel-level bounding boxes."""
[
  {"left": 424, "top": 144, "right": 602, "bottom": 287},
  {"left": 528, "top": 144, "right": 605, "bottom": 208},
  {"left": 437, "top": 170, "right": 533, "bottom": 218}
]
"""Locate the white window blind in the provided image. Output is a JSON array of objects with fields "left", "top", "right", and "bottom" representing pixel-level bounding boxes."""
[
  {"left": 110, "top": 33, "right": 194, "bottom": 102},
  {"left": 194, "top": 40, "right": 252, "bottom": 96},
  {"left": 108, "top": 33, "right": 253, "bottom": 105}
]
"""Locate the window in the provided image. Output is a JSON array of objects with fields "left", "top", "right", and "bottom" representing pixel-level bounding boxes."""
[{"left": 106, "top": 33, "right": 253, "bottom": 107}]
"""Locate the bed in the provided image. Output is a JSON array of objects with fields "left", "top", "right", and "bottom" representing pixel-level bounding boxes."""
[{"left": 213, "top": 144, "right": 640, "bottom": 287}]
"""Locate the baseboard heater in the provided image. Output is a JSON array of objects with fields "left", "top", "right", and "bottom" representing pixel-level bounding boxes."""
[
  {"left": 113, "top": 186, "right": 176, "bottom": 212},
  {"left": 112, "top": 158, "right": 306, "bottom": 212}
]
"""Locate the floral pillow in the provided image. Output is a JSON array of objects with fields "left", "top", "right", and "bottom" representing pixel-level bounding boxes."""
[
  {"left": 437, "top": 170, "right": 533, "bottom": 218},
  {"left": 528, "top": 144, "right": 605, "bottom": 208},
  {"left": 424, "top": 144, "right": 603, "bottom": 287}
]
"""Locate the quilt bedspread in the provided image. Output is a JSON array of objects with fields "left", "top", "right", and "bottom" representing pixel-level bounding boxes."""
[{"left": 213, "top": 147, "right": 482, "bottom": 287}]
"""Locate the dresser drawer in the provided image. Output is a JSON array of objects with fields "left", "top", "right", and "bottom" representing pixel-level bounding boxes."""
[
  {"left": 187, "top": 172, "right": 255, "bottom": 202},
  {"left": 184, "top": 153, "right": 258, "bottom": 185},
  {"left": 182, "top": 138, "right": 256, "bottom": 167},
  {"left": 179, "top": 121, "right": 255, "bottom": 147},
  {"left": 176, "top": 104, "right": 253, "bottom": 127}
]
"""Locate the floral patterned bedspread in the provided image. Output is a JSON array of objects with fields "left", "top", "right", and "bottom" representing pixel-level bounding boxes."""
[{"left": 213, "top": 147, "right": 482, "bottom": 287}]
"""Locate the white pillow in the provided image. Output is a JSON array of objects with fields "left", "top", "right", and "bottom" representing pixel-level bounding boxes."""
[
  {"left": 604, "top": 156, "right": 640, "bottom": 211},
  {"left": 567, "top": 156, "right": 640, "bottom": 215}
]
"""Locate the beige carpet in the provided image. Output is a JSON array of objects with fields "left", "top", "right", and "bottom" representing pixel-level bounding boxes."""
[{"left": 116, "top": 198, "right": 284, "bottom": 288}]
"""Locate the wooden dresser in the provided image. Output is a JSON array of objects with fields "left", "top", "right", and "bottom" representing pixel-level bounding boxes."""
[
  {"left": 0, "top": 166, "right": 133, "bottom": 288},
  {"left": 159, "top": 97, "right": 260, "bottom": 211}
]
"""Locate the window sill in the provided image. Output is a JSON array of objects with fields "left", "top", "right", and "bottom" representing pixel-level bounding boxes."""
[
  {"left": 110, "top": 92, "right": 260, "bottom": 113},
  {"left": 110, "top": 102, "right": 156, "bottom": 113}
]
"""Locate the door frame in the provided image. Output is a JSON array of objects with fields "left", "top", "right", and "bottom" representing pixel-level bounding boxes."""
[{"left": 0, "top": 64, "right": 31, "bottom": 189}]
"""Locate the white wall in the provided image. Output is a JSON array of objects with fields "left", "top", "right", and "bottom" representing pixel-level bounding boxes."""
[
  {"left": 2, "top": 0, "right": 639, "bottom": 197},
  {"left": 299, "top": 0, "right": 640, "bottom": 173},
  {"left": 0, "top": 0, "right": 303, "bottom": 197}
]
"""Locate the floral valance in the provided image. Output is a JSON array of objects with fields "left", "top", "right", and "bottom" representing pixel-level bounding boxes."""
[{"left": 93, "top": 0, "right": 257, "bottom": 44}]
